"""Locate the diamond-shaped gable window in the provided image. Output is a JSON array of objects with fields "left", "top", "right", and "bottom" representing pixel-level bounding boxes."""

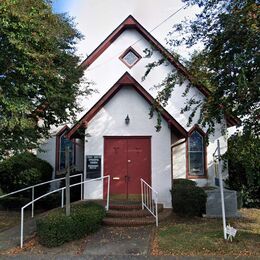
[{"left": 120, "top": 47, "right": 141, "bottom": 68}]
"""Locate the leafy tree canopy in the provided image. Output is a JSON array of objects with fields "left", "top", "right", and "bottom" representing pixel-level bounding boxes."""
[
  {"left": 225, "top": 133, "right": 260, "bottom": 207},
  {"left": 145, "top": 0, "right": 259, "bottom": 136},
  {"left": 0, "top": 0, "right": 91, "bottom": 159}
]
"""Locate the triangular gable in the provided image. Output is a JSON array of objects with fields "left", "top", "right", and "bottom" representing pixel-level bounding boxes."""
[
  {"left": 67, "top": 72, "right": 187, "bottom": 139},
  {"left": 81, "top": 15, "right": 210, "bottom": 97},
  {"left": 80, "top": 15, "right": 239, "bottom": 127}
]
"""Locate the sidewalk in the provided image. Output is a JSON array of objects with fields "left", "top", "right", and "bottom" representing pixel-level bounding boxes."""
[
  {"left": 0, "top": 223, "right": 155, "bottom": 258},
  {"left": 82, "top": 226, "right": 153, "bottom": 256},
  {"left": 0, "top": 217, "right": 36, "bottom": 251}
]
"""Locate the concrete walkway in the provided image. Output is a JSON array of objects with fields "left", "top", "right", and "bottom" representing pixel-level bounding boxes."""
[
  {"left": 0, "top": 217, "right": 36, "bottom": 251},
  {"left": 0, "top": 222, "right": 154, "bottom": 258},
  {"left": 82, "top": 226, "right": 153, "bottom": 256}
]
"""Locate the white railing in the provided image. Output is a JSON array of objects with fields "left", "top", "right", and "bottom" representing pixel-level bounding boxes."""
[
  {"left": 140, "top": 178, "right": 158, "bottom": 227},
  {"left": 213, "top": 140, "right": 227, "bottom": 240},
  {"left": 20, "top": 175, "right": 110, "bottom": 248},
  {"left": 0, "top": 173, "right": 83, "bottom": 218}
]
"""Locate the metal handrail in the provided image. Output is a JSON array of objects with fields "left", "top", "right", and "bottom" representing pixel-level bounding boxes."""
[
  {"left": 20, "top": 175, "right": 110, "bottom": 248},
  {"left": 0, "top": 173, "right": 83, "bottom": 218},
  {"left": 213, "top": 140, "right": 227, "bottom": 240},
  {"left": 140, "top": 178, "right": 158, "bottom": 226}
]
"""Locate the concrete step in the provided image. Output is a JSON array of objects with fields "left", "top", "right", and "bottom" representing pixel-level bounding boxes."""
[
  {"left": 109, "top": 202, "right": 163, "bottom": 211},
  {"left": 103, "top": 209, "right": 172, "bottom": 227},
  {"left": 107, "top": 205, "right": 163, "bottom": 218},
  {"left": 109, "top": 204, "right": 142, "bottom": 211}
]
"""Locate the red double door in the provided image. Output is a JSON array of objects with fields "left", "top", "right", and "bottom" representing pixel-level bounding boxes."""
[{"left": 104, "top": 137, "right": 151, "bottom": 199}]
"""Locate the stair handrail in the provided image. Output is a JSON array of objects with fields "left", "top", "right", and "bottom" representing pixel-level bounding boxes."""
[
  {"left": 140, "top": 178, "right": 158, "bottom": 226},
  {"left": 0, "top": 173, "right": 83, "bottom": 218},
  {"left": 213, "top": 140, "right": 227, "bottom": 240},
  {"left": 20, "top": 175, "right": 110, "bottom": 248}
]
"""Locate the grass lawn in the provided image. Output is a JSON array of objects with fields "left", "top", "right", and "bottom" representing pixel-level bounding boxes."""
[{"left": 151, "top": 208, "right": 260, "bottom": 256}]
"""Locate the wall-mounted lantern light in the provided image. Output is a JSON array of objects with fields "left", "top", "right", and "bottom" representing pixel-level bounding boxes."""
[{"left": 125, "top": 114, "right": 130, "bottom": 125}]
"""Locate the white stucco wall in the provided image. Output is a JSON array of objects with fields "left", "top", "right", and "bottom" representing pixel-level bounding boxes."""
[
  {"left": 37, "top": 136, "right": 57, "bottom": 187},
  {"left": 36, "top": 26, "right": 229, "bottom": 198},
  {"left": 82, "top": 28, "right": 228, "bottom": 186},
  {"left": 75, "top": 138, "right": 84, "bottom": 172},
  {"left": 84, "top": 86, "right": 172, "bottom": 207}
]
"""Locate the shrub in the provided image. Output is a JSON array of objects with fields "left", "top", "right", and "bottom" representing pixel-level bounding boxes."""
[
  {"left": 0, "top": 196, "right": 31, "bottom": 210},
  {"left": 173, "top": 178, "right": 197, "bottom": 187},
  {"left": 0, "top": 152, "right": 53, "bottom": 196},
  {"left": 36, "top": 193, "right": 62, "bottom": 211},
  {"left": 171, "top": 183, "right": 207, "bottom": 217},
  {"left": 36, "top": 202, "right": 106, "bottom": 247}
]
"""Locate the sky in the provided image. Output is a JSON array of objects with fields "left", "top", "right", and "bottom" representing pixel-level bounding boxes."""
[{"left": 52, "top": 0, "right": 201, "bottom": 61}]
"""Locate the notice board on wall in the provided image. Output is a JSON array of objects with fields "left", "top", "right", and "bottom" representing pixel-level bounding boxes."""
[{"left": 86, "top": 155, "right": 101, "bottom": 179}]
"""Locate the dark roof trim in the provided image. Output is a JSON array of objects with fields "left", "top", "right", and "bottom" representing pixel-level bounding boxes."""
[
  {"left": 80, "top": 15, "right": 238, "bottom": 127},
  {"left": 81, "top": 15, "right": 210, "bottom": 97},
  {"left": 56, "top": 125, "right": 70, "bottom": 136},
  {"left": 67, "top": 72, "right": 188, "bottom": 139}
]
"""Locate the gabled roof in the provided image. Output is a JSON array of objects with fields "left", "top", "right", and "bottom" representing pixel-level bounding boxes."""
[
  {"left": 81, "top": 15, "right": 210, "bottom": 96},
  {"left": 80, "top": 15, "right": 239, "bottom": 127},
  {"left": 67, "top": 72, "right": 188, "bottom": 139}
]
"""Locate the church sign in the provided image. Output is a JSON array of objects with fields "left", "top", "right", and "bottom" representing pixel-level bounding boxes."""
[{"left": 86, "top": 155, "right": 101, "bottom": 179}]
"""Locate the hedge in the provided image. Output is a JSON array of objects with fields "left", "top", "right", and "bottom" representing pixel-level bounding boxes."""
[
  {"left": 173, "top": 178, "right": 197, "bottom": 187},
  {"left": 0, "top": 152, "right": 53, "bottom": 196},
  {"left": 171, "top": 179, "right": 207, "bottom": 217},
  {"left": 36, "top": 202, "right": 106, "bottom": 247}
]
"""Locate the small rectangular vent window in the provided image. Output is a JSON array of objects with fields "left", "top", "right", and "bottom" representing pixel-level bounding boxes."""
[{"left": 120, "top": 47, "right": 141, "bottom": 68}]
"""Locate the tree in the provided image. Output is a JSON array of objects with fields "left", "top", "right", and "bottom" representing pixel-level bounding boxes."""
[
  {"left": 0, "top": 0, "right": 91, "bottom": 159},
  {"left": 145, "top": 0, "right": 259, "bottom": 136},
  {"left": 225, "top": 133, "right": 260, "bottom": 208}
]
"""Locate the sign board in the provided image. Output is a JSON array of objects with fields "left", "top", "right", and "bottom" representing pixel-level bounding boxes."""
[
  {"left": 226, "top": 224, "right": 237, "bottom": 241},
  {"left": 86, "top": 155, "right": 101, "bottom": 179},
  {"left": 214, "top": 161, "right": 220, "bottom": 186},
  {"left": 215, "top": 177, "right": 220, "bottom": 187}
]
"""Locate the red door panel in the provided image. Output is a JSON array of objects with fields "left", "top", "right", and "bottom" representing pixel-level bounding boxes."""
[
  {"left": 127, "top": 138, "right": 151, "bottom": 195},
  {"left": 104, "top": 137, "right": 151, "bottom": 199},
  {"left": 104, "top": 138, "right": 127, "bottom": 198}
]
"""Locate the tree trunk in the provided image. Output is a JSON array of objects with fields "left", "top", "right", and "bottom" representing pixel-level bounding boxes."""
[{"left": 65, "top": 146, "right": 70, "bottom": 216}]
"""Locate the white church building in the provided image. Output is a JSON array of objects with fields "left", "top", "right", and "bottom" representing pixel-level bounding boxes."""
[{"left": 37, "top": 16, "right": 238, "bottom": 208}]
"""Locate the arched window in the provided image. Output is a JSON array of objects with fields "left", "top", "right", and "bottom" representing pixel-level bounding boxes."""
[
  {"left": 59, "top": 132, "right": 74, "bottom": 170},
  {"left": 187, "top": 128, "right": 206, "bottom": 177},
  {"left": 56, "top": 126, "right": 75, "bottom": 174}
]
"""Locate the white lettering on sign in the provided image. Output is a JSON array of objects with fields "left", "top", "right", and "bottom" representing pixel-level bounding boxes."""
[{"left": 226, "top": 224, "right": 237, "bottom": 241}]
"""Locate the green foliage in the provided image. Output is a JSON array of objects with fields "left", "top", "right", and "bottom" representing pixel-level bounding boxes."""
[
  {"left": 0, "top": 0, "right": 92, "bottom": 158},
  {"left": 171, "top": 181, "right": 207, "bottom": 217},
  {"left": 225, "top": 133, "right": 260, "bottom": 208},
  {"left": 0, "top": 152, "right": 53, "bottom": 195},
  {"left": 36, "top": 202, "right": 106, "bottom": 247},
  {"left": 144, "top": 0, "right": 259, "bottom": 136},
  {"left": 0, "top": 196, "right": 31, "bottom": 210},
  {"left": 173, "top": 178, "right": 197, "bottom": 187}
]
